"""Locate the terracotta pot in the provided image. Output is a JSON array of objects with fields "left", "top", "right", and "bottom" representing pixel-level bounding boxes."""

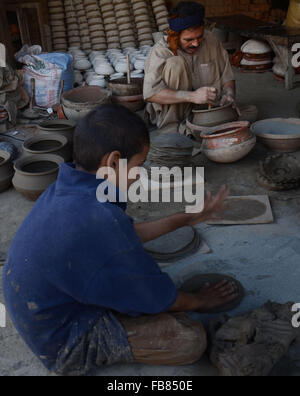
[
  {"left": 38, "top": 120, "right": 76, "bottom": 143},
  {"left": 251, "top": 118, "right": 300, "bottom": 152},
  {"left": 192, "top": 103, "right": 238, "bottom": 127},
  {"left": 0, "top": 150, "right": 14, "bottom": 192},
  {"left": 62, "top": 86, "right": 112, "bottom": 122},
  {"left": 23, "top": 134, "right": 72, "bottom": 162},
  {"left": 13, "top": 154, "right": 64, "bottom": 201},
  {"left": 200, "top": 122, "right": 256, "bottom": 163},
  {"left": 112, "top": 94, "right": 145, "bottom": 112},
  {"left": 106, "top": 77, "right": 144, "bottom": 96}
]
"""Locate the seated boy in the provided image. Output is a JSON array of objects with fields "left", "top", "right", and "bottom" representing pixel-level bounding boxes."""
[{"left": 3, "top": 105, "right": 238, "bottom": 376}]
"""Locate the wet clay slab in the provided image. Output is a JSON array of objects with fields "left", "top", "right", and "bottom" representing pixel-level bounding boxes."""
[{"left": 206, "top": 195, "right": 274, "bottom": 225}]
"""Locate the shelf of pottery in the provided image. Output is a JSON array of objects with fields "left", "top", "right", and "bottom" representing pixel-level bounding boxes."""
[{"left": 48, "top": 0, "right": 169, "bottom": 86}]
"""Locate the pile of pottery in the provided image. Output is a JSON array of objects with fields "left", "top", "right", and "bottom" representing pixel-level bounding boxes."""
[
  {"left": 258, "top": 153, "right": 300, "bottom": 191},
  {"left": 70, "top": 47, "right": 151, "bottom": 87},
  {"left": 147, "top": 133, "right": 194, "bottom": 168},
  {"left": 200, "top": 121, "right": 257, "bottom": 164},
  {"left": 0, "top": 64, "right": 29, "bottom": 129},
  {"left": 12, "top": 120, "right": 76, "bottom": 201},
  {"left": 49, "top": 0, "right": 169, "bottom": 53},
  {"left": 240, "top": 39, "right": 274, "bottom": 73},
  {"left": 48, "top": 0, "right": 68, "bottom": 52}
]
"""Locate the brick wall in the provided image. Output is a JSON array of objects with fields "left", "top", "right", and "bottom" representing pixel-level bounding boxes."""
[{"left": 166, "top": 0, "right": 287, "bottom": 23}]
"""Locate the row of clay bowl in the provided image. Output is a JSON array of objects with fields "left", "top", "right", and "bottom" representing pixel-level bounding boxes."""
[
  {"left": 0, "top": 120, "right": 76, "bottom": 201},
  {"left": 50, "top": 0, "right": 169, "bottom": 52}
]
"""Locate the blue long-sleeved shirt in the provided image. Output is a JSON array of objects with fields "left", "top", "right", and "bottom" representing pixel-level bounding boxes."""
[{"left": 2, "top": 163, "right": 178, "bottom": 370}]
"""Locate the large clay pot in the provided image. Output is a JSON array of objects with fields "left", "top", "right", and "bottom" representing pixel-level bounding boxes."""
[
  {"left": 23, "top": 134, "right": 72, "bottom": 162},
  {"left": 200, "top": 121, "right": 256, "bottom": 163},
  {"left": 106, "top": 78, "right": 143, "bottom": 96},
  {"left": 38, "top": 120, "right": 76, "bottom": 144},
  {"left": 13, "top": 154, "right": 64, "bottom": 201},
  {"left": 62, "top": 86, "right": 112, "bottom": 122},
  {"left": 0, "top": 150, "right": 14, "bottom": 192},
  {"left": 111, "top": 94, "right": 145, "bottom": 112},
  {"left": 192, "top": 103, "right": 238, "bottom": 127}
]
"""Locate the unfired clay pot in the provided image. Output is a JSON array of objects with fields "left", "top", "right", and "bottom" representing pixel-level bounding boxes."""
[
  {"left": 38, "top": 120, "right": 76, "bottom": 143},
  {"left": 13, "top": 154, "right": 64, "bottom": 201},
  {"left": 200, "top": 121, "right": 256, "bottom": 163},
  {"left": 62, "top": 86, "right": 112, "bottom": 122},
  {"left": 23, "top": 134, "right": 72, "bottom": 162},
  {"left": 0, "top": 150, "right": 14, "bottom": 192},
  {"left": 192, "top": 103, "right": 238, "bottom": 127},
  {"left": 106, "top": 77, "right": 144, "bottom": 96}
]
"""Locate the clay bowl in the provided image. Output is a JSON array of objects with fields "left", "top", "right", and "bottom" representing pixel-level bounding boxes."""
[
  {"left": 192, "top": 103, "right": 238, "bottom": 127},
  {"left": 13, "top": 154, "right": 64, "bottom": 201},
  {"left": 200, "top": 121, "right": 256, "bottom": 163},
  {"left": 251, "top": 118, "right": 300, "bottom": 152},
  {"left": 62, "top": 86, "right": 112, "bottom": 122},
  {"left": 0, "top": 150, "right": 14, "bottom": 192},
  {"left": 38, "top": 120, "right": 76, "bottom": 143},
  {"left": 23, "top": 134, "right": 72, "bottom": 162},
  {"left": 106, "top": 77, "right": 144, "bottom": 96},
  {"left": 111, "top": 94, "right": 145, "bottom": 113}
]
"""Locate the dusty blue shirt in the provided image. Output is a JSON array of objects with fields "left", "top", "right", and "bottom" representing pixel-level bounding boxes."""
[{"left": 2, "top": 164, "right": 178, "bottom": 370}]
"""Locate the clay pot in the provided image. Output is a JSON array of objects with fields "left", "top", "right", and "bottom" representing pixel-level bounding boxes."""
[
  {"left": 200, "top": 121, "right": 256, "bottom": 163},
  {"left": 111, "top": 94, "right": 145, "bottom": 112},
  {"left": 192, "top": 103, "right": 238, "bottom": 127},
  {"left": 38, "top": 120, "right": 76, "bottom": 143},
  {"left": 0, "top": 150, "right": 14, "bottom": 192},
  {"left": 251, "top": 118, "right": 300, "bottom": 153},
  {"left": 13, "top": 154, "right": 64, "bottom": 201},
  {"left": 106, "top": 77, "right": 144, "bottom": 96},
  {"left": 62, "top": 86, "right": 112, "bottom": 122},
  {"left": 23, "top": 134, "right": 72, "bottom": 162}
]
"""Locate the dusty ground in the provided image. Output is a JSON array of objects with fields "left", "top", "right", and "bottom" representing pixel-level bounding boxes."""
[{"left": 0, "top": 69, "right": 300, "bottom": 376}]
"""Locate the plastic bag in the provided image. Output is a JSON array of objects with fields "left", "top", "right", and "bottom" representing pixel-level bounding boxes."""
[
  {"left": 23, "top": 53, "right": 73, "bottom": 108},
  {"left": 287, "top": 0, "right": 300, "bottom": 27}
]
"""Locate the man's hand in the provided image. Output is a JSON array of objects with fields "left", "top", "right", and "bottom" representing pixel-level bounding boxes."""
[
  {"left": 190, "top": 87, "right": 217, "bottom": 105},
  {"left": 186, "top": 185, "right": 230, "bottom": 226}
]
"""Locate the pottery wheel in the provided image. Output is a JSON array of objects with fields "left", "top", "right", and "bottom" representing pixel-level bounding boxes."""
[{"left": 144, "top": 226, "right": 201, "bottom": 263}]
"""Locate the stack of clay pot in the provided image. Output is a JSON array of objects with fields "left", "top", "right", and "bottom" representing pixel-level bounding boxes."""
[
  {"left": 74, "top": 0, "right": 92, "bottom": 54},
  {"left": 114, "top": 0, "right": 137, "bottom": 49},
  {"left": 64, "top": 0, "right": 81, "bottom": 49},
  {"left": 0, "top": 150, "right": 14, "bottom": 193},
  {"left": 85, "top": 0, "right": 107, "bottom": 51},
  {"left": 131, "top": 0, "right": 154, "bottom": 47},
  {"left": 48, "top": 0, "right": 68, "bottom": 52},
  {"left": 99, "top": 0, "right": 121, "bottom": 50},
  {"left": 152, "top": 0, "right": 169, "bottom": 32},
  {"left": 240, "top": 39, "right": 273, "bottom": 73}
]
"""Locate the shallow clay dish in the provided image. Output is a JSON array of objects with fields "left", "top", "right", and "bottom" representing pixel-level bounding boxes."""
[
  {"left": 192, "top": 103, "right": 238, "bottom": 127},
  {"left": 251, "top": 118, "right": 300, "bottom": 152}
]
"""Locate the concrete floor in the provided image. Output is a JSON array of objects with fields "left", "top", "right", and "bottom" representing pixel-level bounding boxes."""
[{"left": 0, "top": 69, "right": 300, "bottom": 376}]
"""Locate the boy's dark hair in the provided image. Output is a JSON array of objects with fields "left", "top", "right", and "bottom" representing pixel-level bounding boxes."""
[
  {"left": 169, "top": 1, "right": 205, "bottom": 22},
  {"left": 73, "top": 104, "right": 150, "bottom": 172}
]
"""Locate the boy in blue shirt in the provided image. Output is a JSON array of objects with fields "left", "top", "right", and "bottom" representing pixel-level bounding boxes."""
[{"left": 3, "top": 105, "right": 237, "bottom": 375}]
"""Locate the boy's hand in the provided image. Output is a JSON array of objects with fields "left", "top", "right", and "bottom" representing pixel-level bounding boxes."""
[{"left": 186, "top": 185, "right": 230, "bottom": 226}]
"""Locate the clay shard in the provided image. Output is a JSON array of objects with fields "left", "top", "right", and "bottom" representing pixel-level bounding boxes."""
[{"left": 209, "top": 302, "right": 299, "bottom": 376}]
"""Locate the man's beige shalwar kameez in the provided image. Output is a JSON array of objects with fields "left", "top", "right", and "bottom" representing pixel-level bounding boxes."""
[{"left": 143, "top": 30, "right": 235, "bottom": 133}]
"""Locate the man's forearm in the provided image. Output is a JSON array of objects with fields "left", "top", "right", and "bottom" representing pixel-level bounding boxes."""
[
  {"left": 147, "top": 88, "right": 194, "bottom": 105},
  {"left": 168, "top": 292, "right": 199, "bottom": 312},
  {"left": 135, "top": 212, "right": 193, "bottom": 243}
]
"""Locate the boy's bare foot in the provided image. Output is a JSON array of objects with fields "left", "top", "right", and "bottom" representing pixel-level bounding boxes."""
[{"left": 195, "top": 281, "right": 239, "bottom": 313}]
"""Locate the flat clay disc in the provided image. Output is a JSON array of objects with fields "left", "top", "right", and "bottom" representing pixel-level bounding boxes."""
[
  {"left": 180, "top": 273, "right": 245, "bottom": 314},
  {"left": 144, "top": 226, "right": 201, "bottom": 262},
  {"left": 221, "top": 198, "right": 267, "bottom": 221}
]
